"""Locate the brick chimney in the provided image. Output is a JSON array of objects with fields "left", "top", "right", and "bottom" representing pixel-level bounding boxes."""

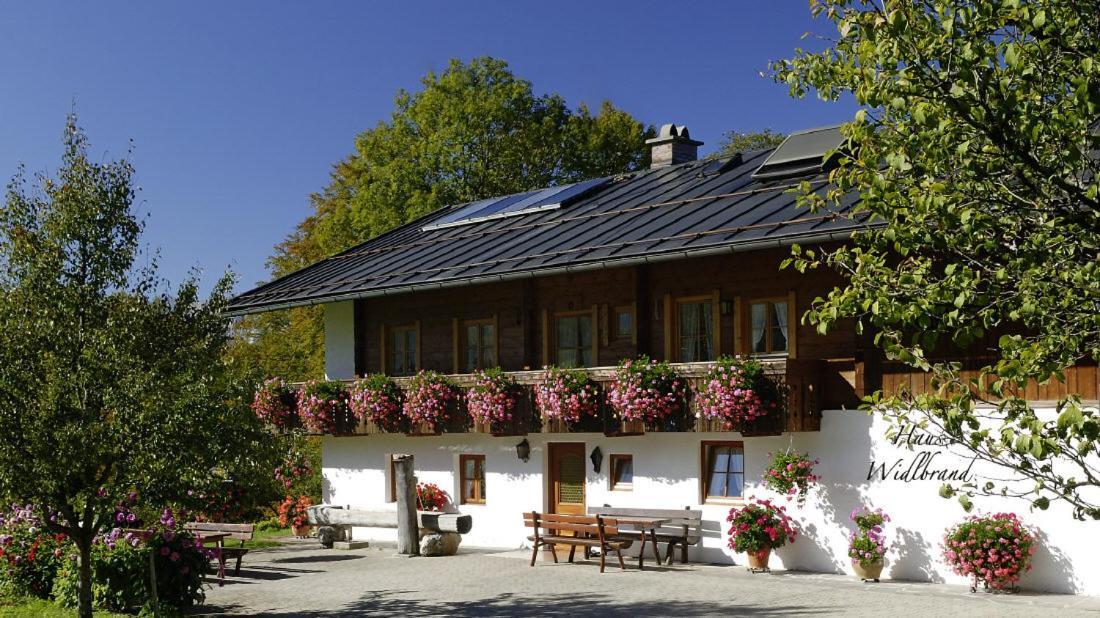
[{"left": 646, "top": 124, "right": 703, "bottom": 168}]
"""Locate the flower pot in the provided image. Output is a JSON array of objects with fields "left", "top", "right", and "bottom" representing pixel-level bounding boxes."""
[
  {"left": 747, "top": 546, "right": 771, "bottom": 572},
  {"left": 853, "top": 558, "right": 884, "bottom": 582},
  {"left": 292, "top": 524, "right": 312, "bottom": 538}
]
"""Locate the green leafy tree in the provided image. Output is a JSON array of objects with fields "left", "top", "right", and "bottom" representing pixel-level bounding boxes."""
[
  {"left": 712, "top": 129, "right": 786, "bottom": 158},
  {"left": 0, "top": 117, "right": 273, "bottom": 616},
  {"left": 774, "top": 0, "right": 1100, "bottom": 518},
  {"left": 233, "top": 57, "right": 654, "bottom": 379}
]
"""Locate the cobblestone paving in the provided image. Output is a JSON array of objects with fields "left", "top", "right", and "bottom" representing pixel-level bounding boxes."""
[{"left": 196, "top": 539, "right": 1100, "bottom": 617}]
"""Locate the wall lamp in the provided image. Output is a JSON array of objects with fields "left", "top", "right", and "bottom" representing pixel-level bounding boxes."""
[{"left": 516, "top": 439, "right": 531, "bottom": 463}]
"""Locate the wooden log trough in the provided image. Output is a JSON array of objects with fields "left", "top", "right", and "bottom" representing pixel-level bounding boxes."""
[{"left": 306, "top": 505, "right": 474, "bottom": 552}]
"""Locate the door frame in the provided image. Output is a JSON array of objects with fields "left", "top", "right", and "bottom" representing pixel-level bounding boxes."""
[{"left": 545, "top": 441, "right": 587, "bottom": 515}]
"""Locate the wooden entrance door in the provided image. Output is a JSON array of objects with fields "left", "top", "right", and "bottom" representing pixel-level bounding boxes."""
[{"left": 548, "top": 442, "right": 586, "bottom": 516}]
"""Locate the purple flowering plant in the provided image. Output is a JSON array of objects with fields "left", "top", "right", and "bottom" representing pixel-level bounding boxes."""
[
  {"left": 535, "top": 366, "right": 600, "bottom": 425},
  {"left": 297, "top": 380, "right": 350, "bottom": 434},
  {"left": 696, "top": 356, "right": 784, "bottom": 427},
  {"left": 251, "top": 377, "right": 299, "bottom": 429},
  {"left": 848, "top": 506, "right": 890, "bottom": 567},
  {"left": 466, "top": 368, "right": 518, "bottom": 427},
  {"left": 0, "top": 503, "right": 67, "bottom": 599},
  {"left": 403, "top": 370, "right": 459, "bottom": 430},
  {"left": 349, "top": 374, "right": 405, "bottom": 432},
  {"left": 607, "top": 356, "right": 687, "bottom": 425}
]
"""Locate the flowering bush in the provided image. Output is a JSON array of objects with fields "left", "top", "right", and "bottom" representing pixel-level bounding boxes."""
[
  {"left": 0, "top": 504, "right": 66, "bottom": 599},
  {"left": 403, "top": 370, "right": 459, "bottom": 430},
  {"left": 535, "top": 366, "right": 601, "bottom": 425},
  {"left": 251, "top": 377, "right": 299, "bottom": 429},
  {"left": 416, "top": 483, "right": 450, "bottom": 512},
  {"left": 298, "top": 380, "right": 350, "bottom": 434},
  {"left": 278, "top": 495, "right": 314, "bottom": 529},
  {"left": 607, "top": 356, "right": 687, "bottom": 425},
  {"left": 696, "top": 356, "right": 784, "bottom": 427},
  {"left": 466, "top": 368, "right": 518, "bottom": 427},
  {"left": 848, "top": 507, "right": 890, "bottom": 567},
  {"left": 349, "top": 374, "right": 405, "bottom": 432},
  {"left": 274, "top": 452, "right": 313, "bottom": 491},
  {"left": 763, "top": 450, "right": 820, "bottom": 505},
  {"left": 727, "top": 498, "right": 797, "bottom": 555},
  {"left": 943, "top": 512, "right": 1036, "bottom": 590}
]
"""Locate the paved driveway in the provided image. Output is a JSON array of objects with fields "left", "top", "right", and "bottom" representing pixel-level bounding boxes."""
[{"left": 196, "top": 539, "right": 1100, "bottom": 617}]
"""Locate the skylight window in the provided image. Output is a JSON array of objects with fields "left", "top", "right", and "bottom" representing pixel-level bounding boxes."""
[
  {"left": 751, "top": 124, "right": 846, "bottom": 181},
  {"left": 421, "top": 177, "right": 610, "bottom": 231}
]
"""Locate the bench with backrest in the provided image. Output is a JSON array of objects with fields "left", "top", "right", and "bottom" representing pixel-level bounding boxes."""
[
  {"left": 587, "top": 506, "right": 703, "bottom": 565},
  {"left": 183, "top": 522, "right": 255, "bottom": 576},
  {"left": 523, "top": 512, "right": 634, "bottom": 572}
]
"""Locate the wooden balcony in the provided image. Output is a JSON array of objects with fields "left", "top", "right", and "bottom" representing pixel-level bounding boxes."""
[{"left": 324, "top": 358, "right": 822, "bottom": 437}]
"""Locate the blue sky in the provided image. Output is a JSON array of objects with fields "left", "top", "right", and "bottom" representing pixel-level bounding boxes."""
[{"left": 0, "top": 2, "right": 854, "bottom": 294}]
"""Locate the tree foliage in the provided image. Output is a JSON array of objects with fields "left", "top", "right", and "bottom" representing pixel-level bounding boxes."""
[
  {"left": 0, "top": 117, "right": 278, "bottom": 616},
  {"left": 233, "top": 57, "right": 654, "bottom": 380},
  {"left": 774, "top": 0, "right": 1100, "bottom": 518},
  {"left": 712, "top": 129, "right": 787, "bottom": 159}
]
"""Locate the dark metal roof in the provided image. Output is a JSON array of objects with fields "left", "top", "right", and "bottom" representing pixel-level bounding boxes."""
[{"left": 226, "top": 148, "right": 869, "bottom": 316}]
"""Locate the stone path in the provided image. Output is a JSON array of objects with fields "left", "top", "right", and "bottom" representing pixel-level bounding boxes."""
[{"left": 195, "top": 539, "right": 1100, "bottom": 617}]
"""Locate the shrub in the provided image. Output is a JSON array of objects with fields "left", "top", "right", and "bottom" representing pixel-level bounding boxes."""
[
  {"left": 466, "top": 368, "right": 518, "bottom": 427},
  {"left": 298, "top": 380, "right": 349, "bottom": 434},
  {"left": 848, "top": 507, "right": 890, "bottom": 567},
  {"left": 277, "top": 495, "right": 314, "bottom": 529},
  {"left": 415, "top": 483, "right": 450, "bottom": 512},
  {"left": 763, "top": 450, "right": 820, "bottom": 505},
  {"left": 726, "top": 498, "right": 797, "bottom": 554},
  {"left": 942, "top": 512, "right": 1036, "bottom": 590},
  {"left": 251, "top": 377, "right": 299, "bottom": 429},
  {"left": 535, "top": 366, "right": 601, "bottom": 425},
  {"left": 274, "top": 451, "right": 314, "bottom": 492},
  {"left": 0, "top": 504, "right": 66, "bottom": 599},
  {"left": 606, "top": 356, "right": 686, "bottom": 424},
  {"left": 696, "top": 356, "right": 784, "bottom": 427},
  {"left": 348, "top": 374, "right": 405, "bottom": 431},
  {"left": 403, "top": 371, "right": 459, "bottom": 430}
]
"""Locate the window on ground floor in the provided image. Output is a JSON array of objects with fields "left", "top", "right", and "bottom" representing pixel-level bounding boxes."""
[
  {"left": 701, "top": 441, "right": 744, "bottom": 502},
  {"left": 460, "top": 454, "right": 486, "bottom": 504},
  {"left": 609, "top": 454, "right": 633, "bottom": 491}
]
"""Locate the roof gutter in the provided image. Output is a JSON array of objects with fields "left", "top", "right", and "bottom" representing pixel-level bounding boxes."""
[{"left": 223, "top": 229, "right": 859, "bottom": 317}]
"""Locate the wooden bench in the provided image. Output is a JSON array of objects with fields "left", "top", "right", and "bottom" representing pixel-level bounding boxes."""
[
  {"left": 588, "top": 506, "right": 702, "bottom": 565},
  {"left": 523, "top": 512, "right": 634, "bottom": 572},
  {"left": 184, "top": 522, "right": 255, "bottom": 576}
]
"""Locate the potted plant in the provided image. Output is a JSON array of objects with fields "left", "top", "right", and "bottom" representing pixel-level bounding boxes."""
[
  {"left": 726, "top": 498, "right": 796, "bottom": 572},
  {"left": 403, "top": 370, "right": 459, "bottom": 434},
  {"left": 534, "top": 366, "right": 601, "bottom": 432},
  {"left": 298, "top": 380, "right": 350, "bottom": 434},
  {"left": 763, "top": 450, "right": 820, "bottom": 506},
  {"left": 943, "top": 512, "right": 1036, "bottom": 592},
  {"left": 466, "top": 368, "right": 520, "bottom": 435},
  {"left": 416, "top": 482, "right": 451, "bottom": 512},
  {"left": 251, "top": 377, "right": 299, "bottom": 429},
  {"left": 277, "top": 495, "right": 315, "bottom": 538},
  {"left": 848, "top": 507, "right": 890, "bottom": 582},
  {"left": 695, "top": 356, "right": 784, "bottom": 431},
  {"left": 607, "top": 356, "right": 687, "bottom": 432},
  {"left": 349, "top": 374, "right": 405, "bottom": 433}
]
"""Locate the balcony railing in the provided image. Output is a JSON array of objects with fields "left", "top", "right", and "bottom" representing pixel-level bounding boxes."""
[{"left": 318, "top": 358, "right": 822, "bottom": 437}]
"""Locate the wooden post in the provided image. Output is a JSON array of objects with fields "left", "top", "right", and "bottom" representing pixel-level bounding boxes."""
[
  {"left": 393, "top": 454, "right": 420, "bottom": 555},
  {"left": 148, "top": 550, "right": 160, "bottom": 617}
]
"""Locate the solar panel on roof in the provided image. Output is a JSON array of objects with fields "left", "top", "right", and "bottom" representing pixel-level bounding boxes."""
[
  {"left": 752, "top": 124, "right": 846, "bottom": 180},
  {"left": 698, "top": 153, "right": 742, "bottom": 177},
  {"left": 421, "top": 177, "right": 610, "bottom": 231}
]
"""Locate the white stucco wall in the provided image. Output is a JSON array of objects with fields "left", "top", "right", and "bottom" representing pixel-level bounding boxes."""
[
  {"left": 321, "top": 410, "right": 1100, "bottom": 595},
  {"left": 323, "top": 301, "right": 356, "bottom": 380}
]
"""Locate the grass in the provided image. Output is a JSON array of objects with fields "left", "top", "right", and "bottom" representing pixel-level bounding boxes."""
[
  {"left": 242, "top": 526, "right": 292, "bottom": 550},
  {"left": 0, "top": 597, "right": 126, "bottom": 617}
]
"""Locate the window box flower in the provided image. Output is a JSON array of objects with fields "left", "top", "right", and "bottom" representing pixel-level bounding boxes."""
[
  {"left": 251, "top": 377, "right": 299, "bottom": 430},
  {"left": 943, "top": 512, "right": 1036, "bottom": 592},
  {"left": 607, "top": 356, "right": 688, "bottom": 432},
  {"left": 467, "top": 368, "right": 525, "bottom": 436},
  {"left": 535, "top": 366, "right": 602, "bottom": 433},
  {"left": 349, "top": 374, "right": 406, "bottom": 433},
  {"left": 695, "top": 356, "right": 785, "bottom": 433},
  {"left": 726, "top": 498, "right": 797, "bottom": 573},
  {"left": 298, "top": 380, "right": 351, "bottom": 435},
  {"left": 403, "top": 370, "right": 460, "bottom": 435}
]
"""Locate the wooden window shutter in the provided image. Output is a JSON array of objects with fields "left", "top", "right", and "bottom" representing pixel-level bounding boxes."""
[
  {"left": 662, "top": 293, "right": 673, "bottom": 361},
  {"left": 540, "top": 309, "right": 549, "bottom": 367},
  {"left": 733, "top": 296, "right": 743, "bottom": 355},
  {"left": 787, "top": 290, "right": 798, "bottom": 359},
  {"left": 711, "top": 289, "right": 722, "bottom": 357},
  {"left": 600, "top": 304, "right": 609, "bottom": 346},
  {"left": 630, "top": 301, "right": 638, "bottom": 346},
  {"left": 452, "top": 318, "right": 460, "bottom": 374},
  {"left": 380, "top": 324, "right": 387, "bottom": 373},
  {"left": 590, "top": 304, "right": 599, "bottom": 366},
  {"left": 414, "top": 320, "right": 422, "bottom": 370},
  {"left": 492, "top": 313, "right": 500, "bottom": 368}
]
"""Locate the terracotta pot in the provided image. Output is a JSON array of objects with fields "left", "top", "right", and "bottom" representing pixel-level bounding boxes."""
[
  {"left": 292, "top": 524, "right": 312, "bottom": 538},
  {"left": 747, "top": 546, "right": 771, "bottom": 571},
  {"left": 853, "top": 558, "right": 884, "bottom": 581}
]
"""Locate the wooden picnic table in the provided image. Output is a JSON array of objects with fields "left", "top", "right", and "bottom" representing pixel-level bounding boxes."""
[
  {"left": 195, "top": 532, "right": 230, "bottom": 585},
  {"left": 605, "top": 516, "right": 668, "bottom": 570}
]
